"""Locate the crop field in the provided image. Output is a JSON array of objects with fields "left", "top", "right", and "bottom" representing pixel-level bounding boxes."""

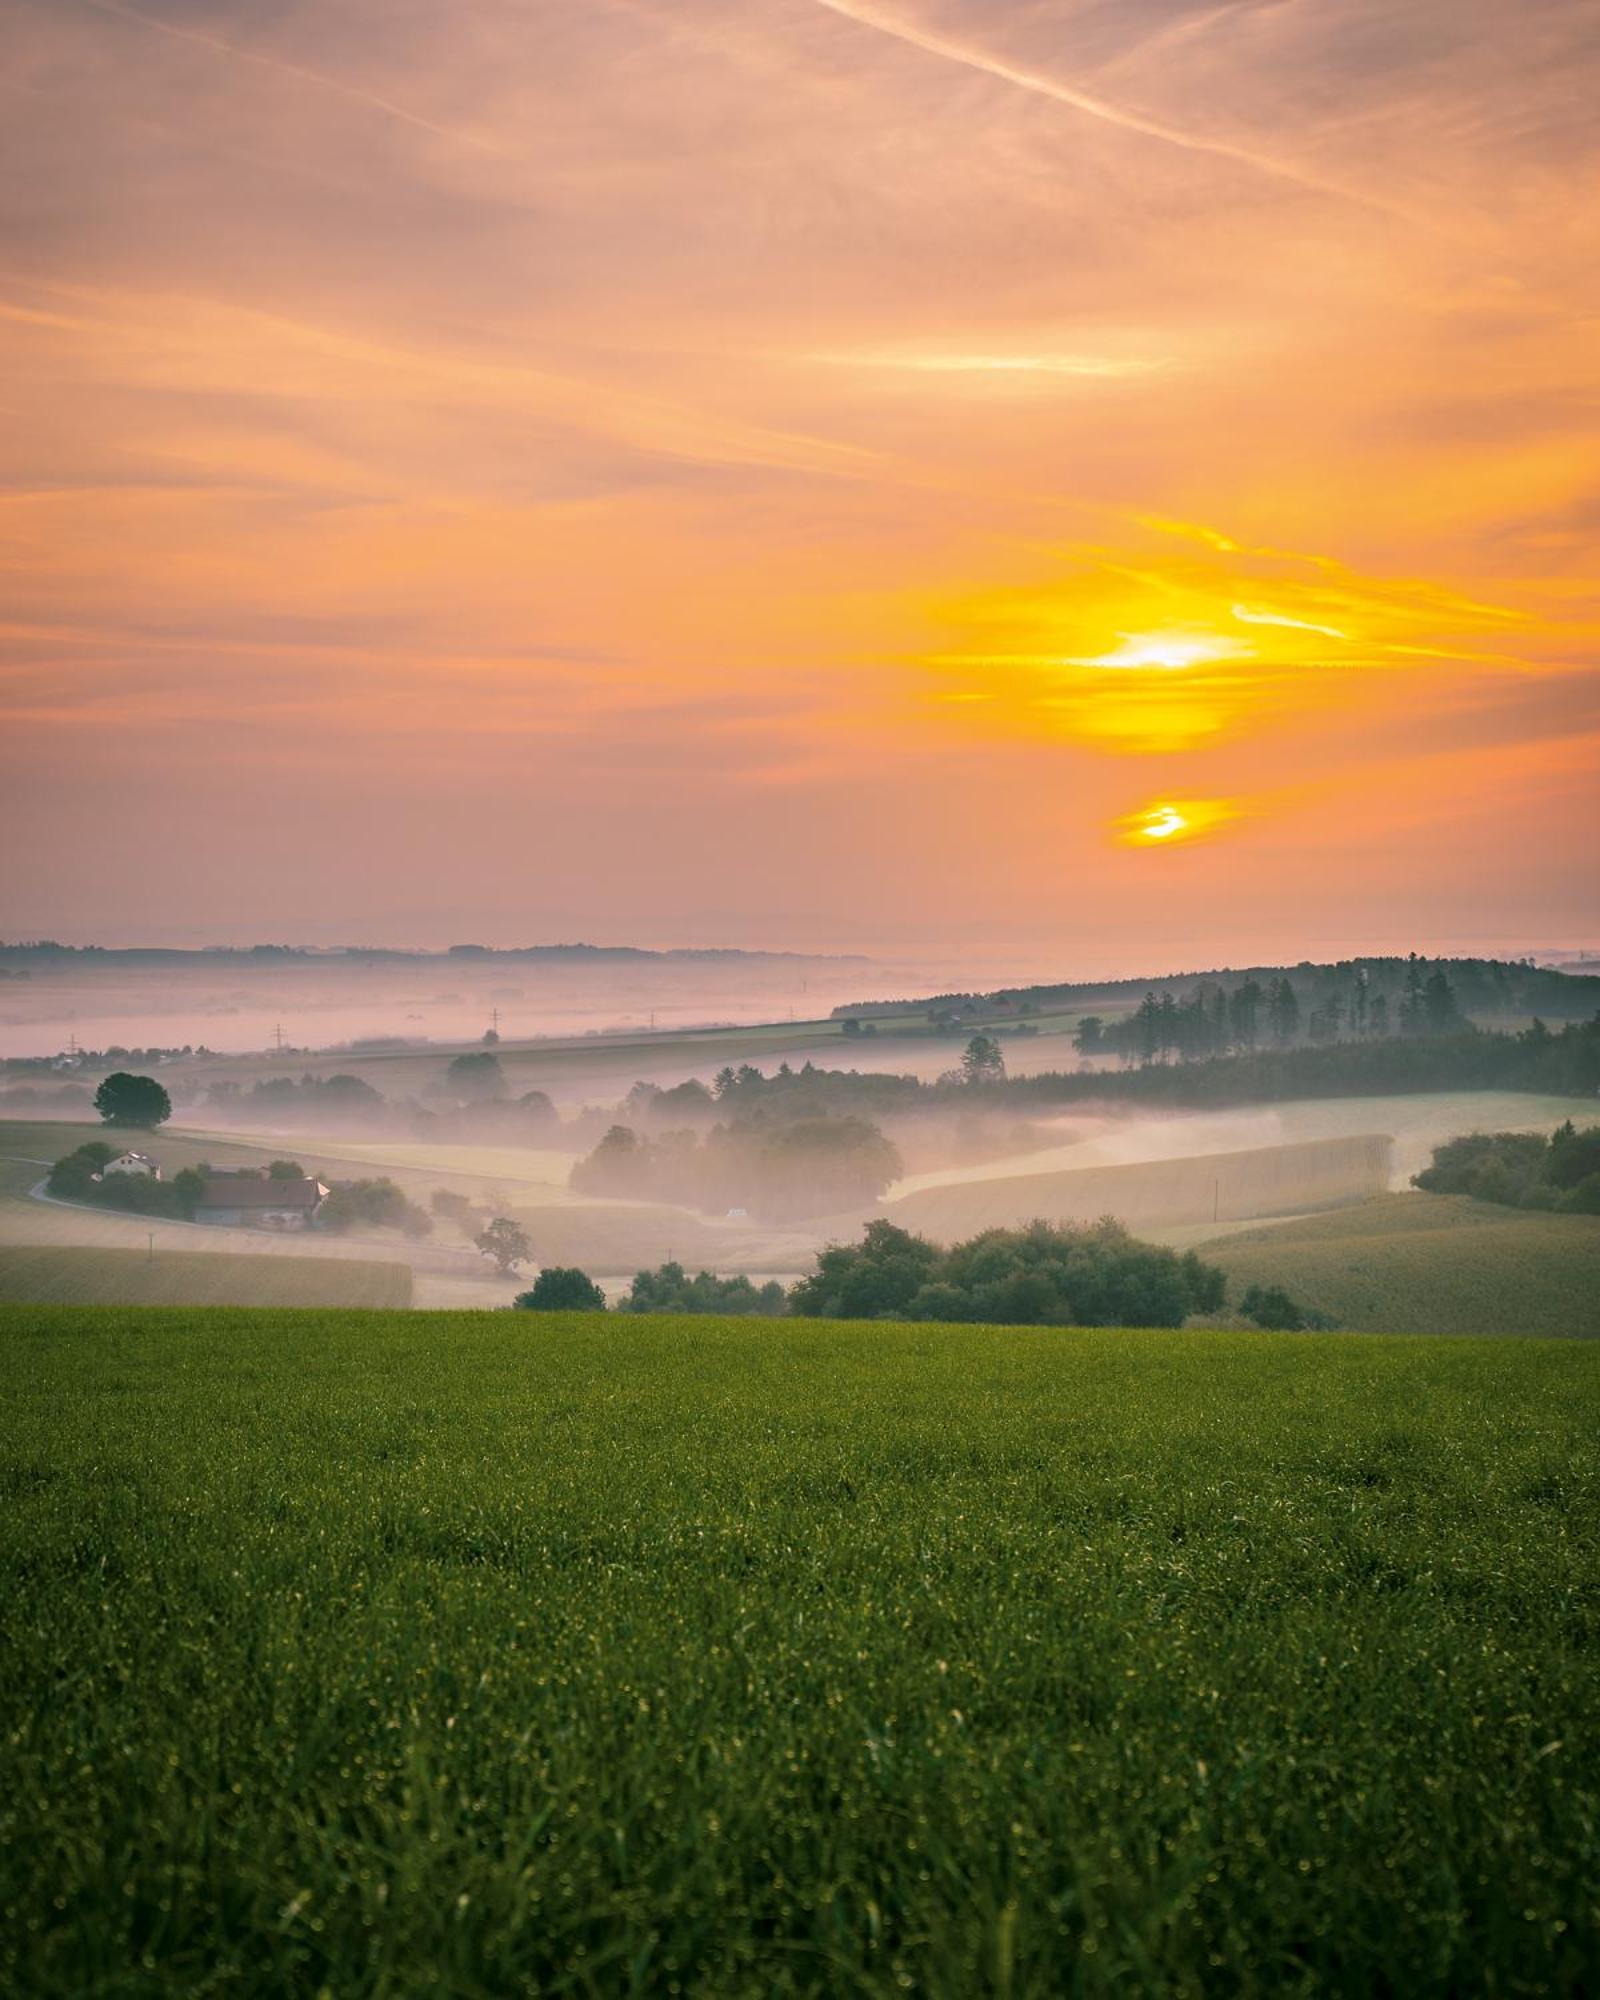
[
  {"left": 1206, "top": 1193, "right": 1600, "bottom": 1338},
  {"left": 0, "top": 1244, "right": 412, "bottom": 1308},
  {"left": 886, "top": 1133, "right": 1393, "bottom": 1240},
  {"left": 3, "top": 1308, "right": 1597, "bottom": 1995}
]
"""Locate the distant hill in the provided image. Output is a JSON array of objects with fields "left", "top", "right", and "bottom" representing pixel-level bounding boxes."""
[
  {"left": 0, "top": 941, "right": 864, "bottom": 968},
  {"left": 835, "top": 955, "right": 1600, "bottom": 1024}
]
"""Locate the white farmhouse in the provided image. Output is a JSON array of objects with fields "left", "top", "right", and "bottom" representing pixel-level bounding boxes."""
[{"left": 101, "top": 1152, "right": 162, "bottom": 1180}]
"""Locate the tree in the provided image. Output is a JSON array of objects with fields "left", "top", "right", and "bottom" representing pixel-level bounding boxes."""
[
  {"left": 1072, "top": 1015, "right": 1105, "bottom": 1056},
  {"left": 1267, "top": 979, "right": 1300, "bottom": 1046},
  {"left": 475, "top": 1216, "right": 531, "bottom": 1273},
  {"left": 516, "top": 1267, "right": 606, "bottom": 1311},
  {"left": 482, "top": 1027, "right": 500, "bottom": 1045},
  {"left": 447, "top": 1051, "right": 505, "bottom": 1102},
  {"left": 961, "top": 1034, "right": 1006, "bottom": 1085},
  {"left": 1423, "top": 970, "right": 1462, "bottom": 1035},
  {"left": 267, "top": 1158, "right": 305, "bottom": 1180},
  {"left": 1228, "top": 980, "right": 1263, "bottom": 1048},
  {"left": 94, "top": 1072, "right": 171, "bottom": 1129}
]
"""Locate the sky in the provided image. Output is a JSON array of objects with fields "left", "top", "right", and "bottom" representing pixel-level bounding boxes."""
[{"left": 1, "top": 0, "right": 1597, "bottom": 966}]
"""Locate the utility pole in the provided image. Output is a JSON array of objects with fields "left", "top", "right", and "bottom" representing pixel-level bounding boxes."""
[
  {"left": 490, "top": 1006, "right": 500, "bottom": 1035},
  {"left": 272, "top": 1022, "right": 285, "bottom": 1054},
  {"left": 147, "top": 1232, "right": 155, "bottom": 1263}
]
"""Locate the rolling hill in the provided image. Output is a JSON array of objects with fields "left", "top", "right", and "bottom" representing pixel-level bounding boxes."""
[{"left": 1203, "top": 1192, "right": 1600, "bottom": 1337}]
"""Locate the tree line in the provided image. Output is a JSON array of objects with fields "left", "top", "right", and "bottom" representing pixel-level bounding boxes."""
[{"left": 507, "top": 1218, "right": 1323, "bottom": 1331}]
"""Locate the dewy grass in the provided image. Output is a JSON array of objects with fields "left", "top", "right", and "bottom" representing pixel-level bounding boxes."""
[{"left": 2, "top": 1306, "right": 1597, "bottom": 1995}]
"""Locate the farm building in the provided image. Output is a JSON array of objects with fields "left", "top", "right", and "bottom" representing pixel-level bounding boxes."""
[
  {"left": 193, "top": 1170, "right": 327, "bottom": 1231},
  {"left": 101, "top": 1152, "right": 161, "bottom": 1180}
]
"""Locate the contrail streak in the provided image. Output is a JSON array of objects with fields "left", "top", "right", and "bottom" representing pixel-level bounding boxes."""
[
  {"left": 78, "top": 0, "right": 516, "bottom": 160},
  {"left": 808, "top": 0, "right": 1427, "bottom": 226}
]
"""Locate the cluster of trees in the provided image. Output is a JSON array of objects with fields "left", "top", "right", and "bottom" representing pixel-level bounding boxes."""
[
  {"left": 570, "top": 1115, "right": 903, "bottom": 1221},
  {"left": 205, "top": 1073, "right": 386, "bottom": 1126},
  {"left": 833, "top": 954, "right": 1599, "bottom": 1034},
  {"left": 617, "top": 1262, "right": 787, "bottom": 1316},
  {"left": 318, "top": 1178, "right": 433, "bottom": 1237},
  {"left": 1074, "top": 966, "right": 1463, "bottom": 1069},
  {"left": 46, "top": 1142, "right": 205, "bottom": 1218},
  {"left": 789, "top": 1218, "right": 1227, "bottom": 1327},
  {"left": 1415, "top": 1122, "right": 1600, "bottom": 1214},
  {"left": 1007, "top": 1014, "right": 1600, "bottom": 1110},
  {"left": 198, "top": 1053, "right": 559, "bottom": 1142}
]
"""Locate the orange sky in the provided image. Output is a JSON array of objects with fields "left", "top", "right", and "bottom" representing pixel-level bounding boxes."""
[{"left": 2, "top": 0, "right": 1597, "bottom": 960}]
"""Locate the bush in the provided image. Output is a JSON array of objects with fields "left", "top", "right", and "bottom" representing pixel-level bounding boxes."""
[
  {"left": 46, "top": 1143, "right": 118, "bottom": 1199},
  {"left": 515, "top": 1268, "right": 606, "bottom": 1312},
  {"left": 1239, "top": 1283, "right": 1331, "bottom": 1332}
]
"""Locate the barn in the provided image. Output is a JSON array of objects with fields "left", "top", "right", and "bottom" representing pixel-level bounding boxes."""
[{"left": 193, "top": 1171, "right": 327, "bottom": 1231}]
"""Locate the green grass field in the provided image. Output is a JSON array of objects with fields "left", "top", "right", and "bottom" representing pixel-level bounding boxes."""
[
  {"left": 3, "top": 1307, "right": 1597, "bottom": 1995},
  {"left": 1206, "top": 1193, "right": 1600, "bottom": 1337},
  {"left": 0, "top": 1243, "right": 413, "bottom": 1308}
]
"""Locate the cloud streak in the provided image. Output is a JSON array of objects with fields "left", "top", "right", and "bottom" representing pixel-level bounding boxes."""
[{"left": 806, "top": 0, "right": 1432, "bottom": 226}]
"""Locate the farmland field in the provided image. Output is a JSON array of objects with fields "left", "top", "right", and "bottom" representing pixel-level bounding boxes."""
[
  {"left": 1205, "top": 1193, "right": 1600, "bottom": 1338},
  {"left": 0, "top": 1243, "right": 412, "bottom": 1308},
  {"left": 3, "top": 1308, "right": 1597, "bottom": 1995}
]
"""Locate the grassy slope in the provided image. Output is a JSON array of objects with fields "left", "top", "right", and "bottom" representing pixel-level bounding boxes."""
[
  {"left": 3, "top": 1307, "right": 1597, "bottom": 1996},
  {"left": 1205, "top": 1192, "right": 1600, "bottom": 1337},
  {"left": 885, "top": 1133, "right": 1391, "bottom": 1239},
  {"left": 0, "top": 1244, "right": 412, "bottom": 1308}
]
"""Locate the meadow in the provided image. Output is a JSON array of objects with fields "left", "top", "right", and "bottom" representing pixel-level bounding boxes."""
[
  {"left": 2, "top": 1307, "right": 1597, "bottom": 1995},
  {"left": 0, "top": 1243, "right": 412, "bottom": 1308},
  {"left": 1205, "top": 1194, "right": 1600, "bottom": 1338}
]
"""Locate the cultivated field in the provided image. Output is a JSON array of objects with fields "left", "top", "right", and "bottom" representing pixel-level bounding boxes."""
[
  {"left": 3, "top": 1306, "right": 1596, "bottom": 1995},
  {"left": 886, "top": 1133, "right": 1393, "bottom": 1239},
  {"left": 0, "top": 1244, "right": 412, "bottom": 1308},
  {"left": 1205, "top": 1193, "right": 1600, "bottom": 1338}
]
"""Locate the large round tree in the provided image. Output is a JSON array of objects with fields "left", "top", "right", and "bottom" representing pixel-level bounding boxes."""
[
  {"left": 515, "top": 1267, "right": 606, "bottom": 1312},
  {"left": 93, "top": 1072, "right": 173, "bottom": 1129}
]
